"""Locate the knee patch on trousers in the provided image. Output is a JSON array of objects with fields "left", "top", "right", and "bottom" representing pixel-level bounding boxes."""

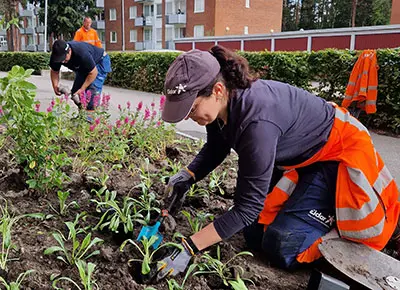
[{"left": 262, "top": 225, "right": 306, "bottom": 270}]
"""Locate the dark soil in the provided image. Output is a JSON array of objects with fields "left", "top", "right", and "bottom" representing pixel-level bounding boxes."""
[{"left": 0, "top": 141, "right": 311, "bottom": 290}]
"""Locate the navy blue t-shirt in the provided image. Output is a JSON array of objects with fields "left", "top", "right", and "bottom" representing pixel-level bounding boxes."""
[
  {"left": 49, "top": 41, "right": 104, "bottom": 74},
  {"left": 187, "top": 79, "right": 336, "bottom": 240}
]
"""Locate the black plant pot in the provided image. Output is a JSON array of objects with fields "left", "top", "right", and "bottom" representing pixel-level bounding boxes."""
[{"left": 129, "top": 260, "right": 158, "bottom": 284}]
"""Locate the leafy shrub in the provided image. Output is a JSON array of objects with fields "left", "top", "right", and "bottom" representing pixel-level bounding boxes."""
[{"left": 0, "top": 52, "right": 49, "bottom": 75}]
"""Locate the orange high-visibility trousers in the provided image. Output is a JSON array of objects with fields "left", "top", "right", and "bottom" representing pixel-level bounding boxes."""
[{"left": 259, "top": 105, "right": 400, "bottom": 264}]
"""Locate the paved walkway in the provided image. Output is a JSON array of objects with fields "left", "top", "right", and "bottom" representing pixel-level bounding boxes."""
[{"left": 1, "top": 71, "right": 400, "bottom": 182}]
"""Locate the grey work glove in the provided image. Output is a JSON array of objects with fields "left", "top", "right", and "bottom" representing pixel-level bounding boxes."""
[
  {"left": 165, "top": 168, "right": 195, "bottom": 215},
  {"left": 156, "top": 238, "right": 197, "bottom": 281},
  {"left": 70, "top": 94, "right": 82, "bottom": 109}
]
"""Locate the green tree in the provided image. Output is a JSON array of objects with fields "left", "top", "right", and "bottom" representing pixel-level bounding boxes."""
[
  {"left": 282, "top": 0, "right": 298, "bottom": 31},
  {"left": 36, "top": 0, "right": 101, "bottom": 40},
  {"left": 299, "top": 0, "right": 316, "bottom": 30},
  {"left": 371, "top": 0, "right": 392, "bottom": 25}
]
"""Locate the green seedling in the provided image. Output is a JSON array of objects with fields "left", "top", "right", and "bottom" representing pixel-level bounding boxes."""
[
  {"left": 120, "top": 236, "right": 181, "bottom": 275},
  {"left": 0, "top": 269, "right": 34, "bottom": 290},
  {"left": 228, "top": 274, "right": 253, "bottom": 290},
  {"left": 87, "top": 160, "right": 122, "bottom": 188},
  {"left": 50, "top": 190, "right": 79, "bottom": 216},
  {"left": 91, "top": 187, "right": 117, "bottom": 206},
  {"left": 194, "top": 246, "right": 254, "bottom": 287},
  {"left": 181, "top": 210, "right": 214, "bottom": 234},
  {"left": 167, "top": 264, "right": 198, "bottom": 290},
  {"left": 134, "top": 191, "right": 161, "bottom": 225},
  {"left": 186, "top": 184, "right": 209, "bottom": 198},
  {"left": 44, "top": 216, "right": 103, "bottom": 265},
  {"left": 0, "top": 201, "right": 44, "bottom": 270},
  {"left": 51, "top": 260, "right": 99, "bottom": 290},
  {"left": 94, "top": 196, "right": 145, "bottom": 234},
  {"left": 208, "top": 171, "right": 227, "bottom": 195}
]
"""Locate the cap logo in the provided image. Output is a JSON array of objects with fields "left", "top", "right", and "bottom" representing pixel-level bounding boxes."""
[{"left": 167, "top": 84, "right": 187, "bottom": 95}]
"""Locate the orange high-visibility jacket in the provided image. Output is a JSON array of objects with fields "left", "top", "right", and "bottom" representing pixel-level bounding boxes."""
[
  {"left": 73, "top": 27, "right": 102, "bottom": 48},
  {"left": 259, "top": 105, "right": 400, "bottom": 263},
  {"left": 342, "top": 50, "right": 378, "bottom": 114}
]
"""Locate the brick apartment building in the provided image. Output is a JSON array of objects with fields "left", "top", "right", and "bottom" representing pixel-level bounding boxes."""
[
  {"left": 104, "top": 0, "right": 282, "bottom": 51},
  {"left": 391, "top": 0, "right": 400, "bottom": 24}
]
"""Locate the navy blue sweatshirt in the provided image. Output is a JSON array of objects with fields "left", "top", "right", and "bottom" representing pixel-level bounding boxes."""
[{"left": 187, "top": 79, "right": 335, "bottom": 240}]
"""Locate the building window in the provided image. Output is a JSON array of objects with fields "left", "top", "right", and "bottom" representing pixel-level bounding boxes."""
[
  {"left": 99, "top": 31, "right": 105, "bottom": 42},
  {"left": 245, "top": 0, "right": 250, "bottom": 8},
  {"left": 244, "top": 26, "right": 249, "bottom": 35},
  {"left": 109, "top": 8, "right": 116, "bottom": 21},
  {"left": 175, "top": 27, "right": 185, "bottom": 39},
  {"left": 194, "top": 25, "right": 204, "bottom": 38},
  {"left": 156, "top": 28, "right": 162, "bottom": 41},
  {"left": 129, "top": 6, "right": 137, "bottom": 19},
  {"left": 110, "top": 31, "right": 117, "bottom": 43},
  {"left": 130, "top": 30, "right": 137, "bottom": 42},
  {"left": 144, "top": 5, "right": 154, "bottom": 17},
  {"left": 156, "top": 4, "right": 162, "bottom": 17},
  {"left": 166, "top": 2, "right": 173, "bottom": 14},
  {"left": 194, "top": 0, "right": 204, "bottom": 13},
  {"left": 144, "top": 29, "right": 152, "bottom": 41},
  {"left": 166, "top": 27, "right": 173, "bottom": 41}
]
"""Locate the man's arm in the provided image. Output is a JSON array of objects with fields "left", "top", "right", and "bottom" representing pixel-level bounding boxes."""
[
  {"left": 50, "top": 69, "right": 61, "bottom": 95},
  {"left": 74, "top": 66, "right": 98, "bottom": 96},
  {"left": 73, "top": 29, "right": 82, "bottom": 42}
]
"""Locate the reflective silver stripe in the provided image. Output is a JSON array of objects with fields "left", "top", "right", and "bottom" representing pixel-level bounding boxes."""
[
  {"left": 337, "top": 167, "right": 378, "bottom": 221},
  {"left": 365, "top": 100, "right": 376, "bottom": 105},
  {"left": 373, "top": 165, "right": 393, "bottom": 195},
  {"left": 368, "top": 85, "right": 377, "bottom": 90},
  {"left": 276, "top": 175, "right": 297, "bottom": 196},
  {"left": 360, "top": 87, "right": 367, "bottom": 92},
  {"left": 335, "top": 108, "right": 370, "bottom": 136},
  {"left": 344, "top": 94, "right": 353, "bottom": 100},
  {"left": 347, "top": 81, "right": 356, "bottom": 86},
  {"left": 340, "top": 216, "right": 385, "bottom": 240},
  {"left": 362, "top": 70, "right": 368, "bottom": 75}
]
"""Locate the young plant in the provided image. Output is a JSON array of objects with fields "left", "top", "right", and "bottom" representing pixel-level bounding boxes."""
[
  {"left": 120, "top": 236, "right": 181, "bottom": 276},
  {"left": 52, "top": 190, "right": 79, "bottom": 216},
  {"left": 208, "top": 170, "right": 227, "bottom": 195},
  {"left": 134, "top": 191, "right": 161, "bottom": 225},
  {"left": 86, "top": 160, "right": 122, "bottom": 189},
  {"left": 181, "top": 210, "right": 214, "bottom": 234},
  {"left": 186, "top": 184, "right": 209, "bottom": 198},
  {"left": 44, "top": 216, "right": 103, "bottom": 265},
  {"left": 94, "top": 196, "right": 145, "bottom": 234},
  {"left": 0, "top": 269, "right": 34, "bottom": 290},
  {"left": 166, "top": 264, "right": 198, "bottom": 290},
  {"left": 194, "top": 246, "right": 254, "bottom": 287},
  {"left": 0, "top": 201, "right": 44, "bottom": 270},
  {"left": 51, "top": 260, "right": 99, "bottom": 290},
  {"left": 228, "top": 274, "right": 253, "bottom": 290}
]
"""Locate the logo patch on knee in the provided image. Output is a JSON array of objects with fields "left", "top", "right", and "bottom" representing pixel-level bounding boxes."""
[{"left": 308, "top": 209, "right": 335, "bottom": 228}]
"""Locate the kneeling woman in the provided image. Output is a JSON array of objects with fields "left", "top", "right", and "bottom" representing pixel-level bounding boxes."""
[{"left": 160, "top": 45, "right": 400, "bottom": 271}]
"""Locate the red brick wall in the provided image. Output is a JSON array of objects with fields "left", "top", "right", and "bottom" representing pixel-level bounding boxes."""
[
  {"left": 105, "top": 0, "right": 122, "bottom": 51},
  {"left": 391, "top": 0, "right": 400, "bottom": 24},
  {"left": 214, "top": 0, "right": 282, "bottom": 36},
  {"left": 186, "top": 0, "right": 216, "bottom": 37}
]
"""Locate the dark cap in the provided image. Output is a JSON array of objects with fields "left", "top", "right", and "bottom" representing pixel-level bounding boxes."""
[
  {"left": 50, "top": 40, "right": 70, "bottom": 63},
  {"left": 162, "top": 49, "right": 221, "bottom": 123}
]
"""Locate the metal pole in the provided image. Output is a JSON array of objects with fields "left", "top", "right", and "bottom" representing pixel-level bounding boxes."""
[
  {"left": 122, "top": 0, "right": 125, "bottom": 51},
  {"left": 43, "top": 0, "right": 48, "bottom": 52}
]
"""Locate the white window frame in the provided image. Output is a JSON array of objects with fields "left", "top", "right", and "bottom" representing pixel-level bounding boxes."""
[
  {"left": 110, "top": 31, "right": 117, "bottom": 43},
  {"left": 194, "top": 25, "right": 204, "bottom": 38},
  {"left": 130, "top": 30, "right": 137, "bottom": 42},
  {"left": 245, "top": 0, "right": 250, "bottom": 8},
  {"left": 129, "top": 6, "right": 137, "bottom": 19},
  {"left": 109, "top": 8, "right": 117, "bottom": 21},
  {"left": 156, "top": 4, "right": 162, "bottom": 17},
  {"left": 194, "top": 0, "right": 204, "bottom": 13},
  {"left": 244, "top": 26, "right": 249, "bottom": 35}
]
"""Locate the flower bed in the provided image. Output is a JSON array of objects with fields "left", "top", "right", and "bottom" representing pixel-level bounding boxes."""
[{"left": 0, "top": 67, "right": 311, "bottom": 289}]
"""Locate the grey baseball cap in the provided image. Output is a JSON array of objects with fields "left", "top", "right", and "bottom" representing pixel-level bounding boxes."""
[{"left": 162, "top": 49, "right": 221, "bottom": 123}]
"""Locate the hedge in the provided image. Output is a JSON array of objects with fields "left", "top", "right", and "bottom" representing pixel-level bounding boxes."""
[{"left": 1, "top": 49, "right": 400, "bottom": 133}]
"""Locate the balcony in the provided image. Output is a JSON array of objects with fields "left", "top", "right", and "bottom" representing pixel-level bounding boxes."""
[
  {"left": 0, "top": 46, "right": 7, "bottom": 51},
  {"left": 35, "top": 26, "right": 45, "bottom": 34},
  {"left": 23, "top": 27, "right": 34, "bottom": 34},
  {"left": 134, "top": 17, "right": 153, "bottom": 27},
  {"left": 20, "top": 9, "right": 34, "bottom": 17},
  {"left": 135, "top": 41, "right": 154, "bottom": 51},
  {"left": 166, "top": 40, "right": 175, "bottom": 50},
  {"left": 0, "top": 29, "right": 6, "bottom": 36},
  {"left": 135, "top": 42, "right": 144, "bottom": 51},
  {"left": 134, "top": 0, "right": 153, "bottom": 3},
  {"left": 26, "top": 44, "right": 36, "bottom": 51},
  {"left": 92, "top": 20, "right": 105, "bottom": 30},
  {"left": 96, "top": 0, "right": 104, "bottom": 8},
  {"left": 166, "top": 14, "right": 186, "bottom": 25},
  {"left": 37, "top": 43, "right": 49, "bottom": 52}
]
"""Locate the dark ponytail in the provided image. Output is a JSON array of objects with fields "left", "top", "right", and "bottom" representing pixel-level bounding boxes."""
[{"left": 197, "top": 45, "right": 254, "bottom": 98}]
